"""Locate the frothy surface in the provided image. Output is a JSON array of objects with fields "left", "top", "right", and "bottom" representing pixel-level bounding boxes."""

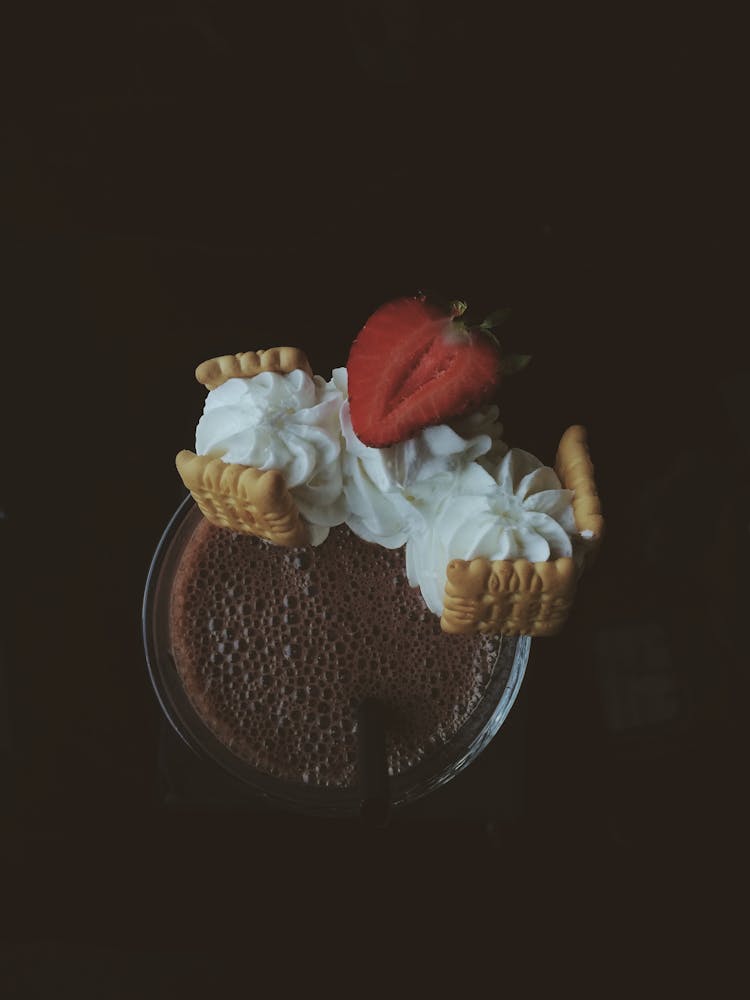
[{"left": 170, "top": 519, "right": 501, "bottom": 787}]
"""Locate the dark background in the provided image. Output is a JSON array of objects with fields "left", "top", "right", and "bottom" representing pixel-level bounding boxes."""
[{"left": 2, "top": 0, "right": 746, "bottom": 991}]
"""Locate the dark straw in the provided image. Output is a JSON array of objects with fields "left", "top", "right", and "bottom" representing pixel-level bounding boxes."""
[{"left": 356, "top": 698, "right": 391, "bottom": 827}]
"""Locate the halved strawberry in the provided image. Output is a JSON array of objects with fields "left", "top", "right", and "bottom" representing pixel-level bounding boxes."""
[{"left": 347, "top": 295, "right": 504, "bottom": 447}]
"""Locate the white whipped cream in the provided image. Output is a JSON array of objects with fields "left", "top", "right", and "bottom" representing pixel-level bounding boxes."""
[
  {"left": 196, "top": 369, "right": 347, "bottom": 544},
  {"left": 405, "top": 448, "right": 577, "bottom": 614},
  {"left": 193, "top": 363, "right": 579, "bottom": 616},
  {"left": 331, "top": 367, "right": 509, "bottom": 549}
]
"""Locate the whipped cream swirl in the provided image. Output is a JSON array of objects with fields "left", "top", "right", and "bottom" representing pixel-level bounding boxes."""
[
  {"left": 193, "top": 364, "right": 578, "bottom": 614},
  {"left": 405, "top": 449, "right": 577, "bottom": 614},
  {"left": 331, "top": 367, "right": 509, "bottom": 549},
  {"left": 196, "top": 369, "right": 347, "bottom": 544}
]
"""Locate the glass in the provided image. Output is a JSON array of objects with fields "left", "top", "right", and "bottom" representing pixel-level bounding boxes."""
[{"left": 143, "top": 494, "right": 530, "bottom": 817}]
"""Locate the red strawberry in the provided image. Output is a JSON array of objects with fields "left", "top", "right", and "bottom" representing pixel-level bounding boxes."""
[{"left": 347, "top": 295, "right": 504, "bottom": 447}]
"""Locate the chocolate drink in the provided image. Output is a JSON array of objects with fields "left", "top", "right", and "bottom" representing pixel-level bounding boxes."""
[{"left": 169, "top": 516, "right": 504, "bottom": 788}]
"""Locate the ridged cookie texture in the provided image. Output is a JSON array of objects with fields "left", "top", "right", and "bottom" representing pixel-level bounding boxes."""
[
  {"left": 555, "top": 424, "right": 604, "bottom": 545},
  {"left": 195, "top": 347, "right": 313, "bottom": 390},
  {"left": 442, "top": 557, "right": 577, "bottom": 637},
  {"left": 440, "top": 424, "right": 603, "bottom": 636},
  {"left": 176, "top": 451, "right": 309, "bottom": 546},
  {"left": 177, "top": 347, "right": 314, "bottom": 545}
]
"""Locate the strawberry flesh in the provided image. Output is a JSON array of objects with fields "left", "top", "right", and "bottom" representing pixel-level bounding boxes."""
[{"left": 347, "top": 296, "right": 502, "bottom": 447}]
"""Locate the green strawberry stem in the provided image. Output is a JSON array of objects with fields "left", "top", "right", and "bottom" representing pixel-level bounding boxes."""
[
  {"left": 422, "top": 294, "right": 529, "bottom": 374},
  {"left": 448, "top": 301, "right": 529, "bottom": 373}
]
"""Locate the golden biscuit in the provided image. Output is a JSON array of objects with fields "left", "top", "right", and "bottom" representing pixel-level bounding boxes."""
[
  {"left": 440, "top": 425, "right": 603, "bottom": 635},
  {"left": 176, "top": 450, "right": 309, "bottom": 546},
  {"left": 177, "top": 346, "right": 315, "bottom": 544},
  {"left": 195, "top": 347, "right": 313, "bottom": 390}
]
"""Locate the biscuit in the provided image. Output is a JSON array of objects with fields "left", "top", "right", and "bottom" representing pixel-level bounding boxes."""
[
  {"left": 175, "top": 451, "right": 309, "bottom": 547},
  {"left": 178, "top": 347, "right": 315, "bottom": 544},
  {"left": 440, "top": 424, "right": 603, "bottom": 636},
  {"left": 555, "top": 423, "right": 604, "bottom": 544},
  {"left": 442, "top": 557, "right": 577, "bottom": 636},
  {"left": 195, "top": 347, "right": 313, "bottom": 390}
]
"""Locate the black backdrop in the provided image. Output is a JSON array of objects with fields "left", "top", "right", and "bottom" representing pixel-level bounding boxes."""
[{"left": 2, "top": 1, "right": 746, "bottom": 991}]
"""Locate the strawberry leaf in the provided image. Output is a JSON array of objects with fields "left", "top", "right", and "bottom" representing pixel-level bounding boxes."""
[
  {"left": 479, "top": 307, "right": 512, "bottom": 332},
  {"left": 502, "top": 353, "right": 532, "bottom": 375}
]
